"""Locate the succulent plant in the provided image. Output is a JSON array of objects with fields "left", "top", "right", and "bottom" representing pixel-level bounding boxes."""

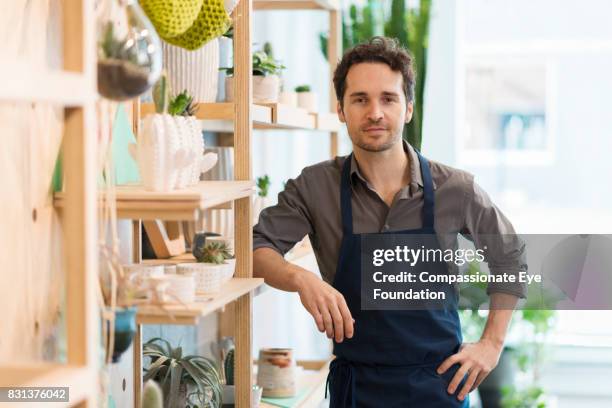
[
  {"left": 143, "top": 338, "right": 221, "bottom": 408},
  {"left": 168, "top": 90, "right": 199, "bottom": 116},
  {"left": 294, "top": 85, "right": 311, "bottom": 93},
  {"left": 224, "top": 348, "right": 235, "bottom": 386},
  {"left": 152, "top": 72, "right": 170, "bottom": 114},
  {"left": 195, "top": 241, "right": 233, "bottom": 264}
]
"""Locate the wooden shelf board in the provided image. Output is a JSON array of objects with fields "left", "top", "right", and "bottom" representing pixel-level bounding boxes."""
[
  {"left": 140, "top": 102, "right": 339, "bottom": 132},
  {"left": 136, "top": 277, "right": 264, "bottom": 325},
  {"left": 140, "top": 102, "right": 273, "bottom": 126},
  {"left": 0, "top": 364, "right": 95, "bottom": 405},
  {"left": 315, "top": 111, "right": 342, "bottom": 132},
  {"left": 254, "top": 0, "right": 339, "bottom": 11},
  {"left": 258, "top": 359, "right": 331, "bottom": 408},
  {"left": 54, "top": 180, "right": 254, "bottom": 221},
  {"left": 0, "top": 64, "right": 94, "bottom": 106}
]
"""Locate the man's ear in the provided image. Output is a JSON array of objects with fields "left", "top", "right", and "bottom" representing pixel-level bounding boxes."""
[
  {"left": 404, "top": 100, "right": 414, "bottom": 123},
  {"left": 337, "top": 101, "right": 346, "bottom": 123}
]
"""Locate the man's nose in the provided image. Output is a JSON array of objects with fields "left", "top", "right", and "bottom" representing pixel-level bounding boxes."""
[{"left": 366, "top": 101, "right": 383, "bottom": 122}]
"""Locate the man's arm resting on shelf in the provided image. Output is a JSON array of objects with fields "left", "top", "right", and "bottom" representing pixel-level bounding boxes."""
[{"left": 253, "top": 247, "right": 354, "bottom": 343}]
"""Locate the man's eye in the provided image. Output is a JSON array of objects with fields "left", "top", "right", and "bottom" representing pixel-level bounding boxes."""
[
  {"left": 383, "top": 97, "right": 395, "bottom": 103},
  {"left": 354, "top": 98, "right": 366, "bottom": 104}
]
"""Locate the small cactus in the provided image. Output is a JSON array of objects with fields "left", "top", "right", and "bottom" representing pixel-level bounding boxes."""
[
  {"left": 195, "top": 241, "right": 233, "bottom": 264},
  {"left": 141, "top": 380, "right": 163, "bottom": 408},
  {"left": 224, "top": 348, "right": 235, "bottom": 385},
  {"left": 168, "top": 89, "right": 199, "bottom": 116},
  {"left": 152, "top": 72, "right": 169, "bottom": 114}
]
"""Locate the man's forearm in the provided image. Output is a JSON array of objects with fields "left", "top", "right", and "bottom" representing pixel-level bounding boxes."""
[
  {"left": 253, "top": 247, "right": 310, "bottom": 292},
  {"left": 480, "top": 293, "right": 519, "bottom": 348}
]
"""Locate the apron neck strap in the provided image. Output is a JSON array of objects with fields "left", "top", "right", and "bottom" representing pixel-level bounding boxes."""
[
  {"left": 340, "top": 154, "right": 354, "bottom": 235},
  {"left": 340, "top": 149, "right": 436, "bottom": 234},
  {"left": 416, "top": 149, "right": 435, "bottom": 229}
]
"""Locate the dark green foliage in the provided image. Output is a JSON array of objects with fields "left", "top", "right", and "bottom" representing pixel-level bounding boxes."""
[
  {"left": 256, "top": 175, "right": 271, "bottom": 198},
  {"left": 224, "top": 348, "right": 235, "bottom": 386},
  {"left": 294, "top": 85, "right": 311, "bottom": 93}
]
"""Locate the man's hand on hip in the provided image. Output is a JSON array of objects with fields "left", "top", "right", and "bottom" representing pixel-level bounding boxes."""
[
  {"left": 437, "top": 338, "right": 503, "bottom": 401},
  {"left": 295, "top": 271, "right": 354, "bottom": 343}
]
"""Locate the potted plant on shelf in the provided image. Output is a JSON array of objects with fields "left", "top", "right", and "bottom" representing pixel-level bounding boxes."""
[
  {"left": 295, "top": 85, "right": 318, "bottom": 113},
  {"left": 253, "top": 175, "right": 271, "bottom": 224},
  {"left": 130, "top": 73, "right": 217, "bottom": 192},
  {"left": 179, "top": 241, "right": 235, "bottom": 295},
  {"left": 143, "top": 337, "right": 222, "bottom": 408},
  {"left": 221, "top": 42, "right": 286, "bottom": 103}
]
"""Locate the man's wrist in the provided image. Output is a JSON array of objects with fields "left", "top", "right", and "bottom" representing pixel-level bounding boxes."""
[
  {"left": 479, "top": 335, "right": 505, "bottom": 350},
  {"left": 285, "top": 262, "right": 307, "bottom": 293}
]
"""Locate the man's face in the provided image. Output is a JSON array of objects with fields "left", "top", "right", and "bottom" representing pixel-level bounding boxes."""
[{"left": 337, "top": 62, "right": 413, "bottom": 153}]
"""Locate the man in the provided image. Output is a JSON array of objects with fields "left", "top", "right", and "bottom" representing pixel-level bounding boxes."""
[{"left": 253, "top": 37, "right": 526, "bottom": 406}]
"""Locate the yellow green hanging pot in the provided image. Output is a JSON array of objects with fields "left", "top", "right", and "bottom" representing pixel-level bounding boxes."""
[
  {"left": 139, "top": 0, "right": 204, "bottom": 39},
  {"left": 163, "top": 0, "right": 232, "bottom": 50}
]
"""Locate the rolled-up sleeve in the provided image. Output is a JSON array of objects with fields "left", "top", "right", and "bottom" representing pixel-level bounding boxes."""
[
  {"left": 253, "top": 171, "right": 314, "bottom": 256},
  {"left": 462, "top": 177, "right": 527, "bottom": 299}
]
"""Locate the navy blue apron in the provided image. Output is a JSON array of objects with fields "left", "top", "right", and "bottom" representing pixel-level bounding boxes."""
[{"left": 325, "top": 151, "right": 469, "bottom": 407}]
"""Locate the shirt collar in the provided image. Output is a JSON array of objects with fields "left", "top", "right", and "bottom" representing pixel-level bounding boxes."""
[{"left": 349, "top": 140, "right": 435, "bottom": 197}]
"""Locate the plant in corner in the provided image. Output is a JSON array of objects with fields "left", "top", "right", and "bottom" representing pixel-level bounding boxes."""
[
  {"left": 221, "top": 42, "right": 286, "bottom": 103},
  {"left": 143, "top": 337, "right": 222, "bottom": 408},
  {"left": 253, "top": 175, "right": 271, "bottom": 224},
  {"left": 294, "top": 85, "right": 318, "bottom": 113}
]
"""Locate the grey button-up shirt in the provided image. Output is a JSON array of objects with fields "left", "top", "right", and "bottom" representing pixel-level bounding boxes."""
[{"left": 253, "top": 141, "right": 527, "bottom": 298}]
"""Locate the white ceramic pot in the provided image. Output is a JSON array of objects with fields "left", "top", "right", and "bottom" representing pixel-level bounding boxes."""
[
  {"left": 122, "top": 264, "right": 165, "bottom": 288},
  {"left": 177, "top": 263, "right": 223, "bottom": 295},
  {"left": 297, "top": 91, "right": 318, "bottom": 113},
  {"left": 225, "top": 75, "right": 280, "bottom": 103},
  {"left": 131, "top": 114, "right": 184, "bottom": 192},
  {"left": 162, "top": 39, "right": 220, "bottom": 103},
  {"left": 222, "top": 259, "right": 236, "bottom": 283},
  {"left": 279, "top": 91, "right": 298, "bottom": 107},
  {"left": 155, "top": 274, "right": 195, "bottom": 304}
]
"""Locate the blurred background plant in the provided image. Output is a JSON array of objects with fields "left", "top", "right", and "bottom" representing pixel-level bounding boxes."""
[
  {"left": 459, "top": 262, "right": 557, "bottom": 407},
  {"left": 319, "top": 0, "right": 431, "bottom": 150}
]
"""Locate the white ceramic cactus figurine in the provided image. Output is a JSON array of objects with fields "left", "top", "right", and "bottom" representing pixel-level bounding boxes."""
[{"left": 130, "top": 72, "right": 217, "bottom": 191}]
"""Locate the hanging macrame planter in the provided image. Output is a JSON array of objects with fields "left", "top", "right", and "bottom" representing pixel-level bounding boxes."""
[{"left": 141, "top": 0, "right": 231, "bottom": 51}]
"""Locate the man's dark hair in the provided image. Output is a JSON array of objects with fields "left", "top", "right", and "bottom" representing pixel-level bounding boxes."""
[{"left": 333, "top": 36, "right": 416, "bottom": 109}]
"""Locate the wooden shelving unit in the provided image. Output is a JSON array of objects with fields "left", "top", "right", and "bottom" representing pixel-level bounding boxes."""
[
  {"left": 55, "top": 180, "right": 255, "bottom": 220},
  {"left": 128, "top": 1, "right": 341, "bottom": 406},
  {"left": 0, "top": 0, "right": 99, "bottom": 406}
]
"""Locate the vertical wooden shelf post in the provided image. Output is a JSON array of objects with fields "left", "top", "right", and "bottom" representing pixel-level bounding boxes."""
[
  {"left": 328, "top": 8, "right": 341, "bottom": 158},
  {"left": 233, "top": 0, "right": 254, "bottom": 406},
  {"left": 62, "top": 0, "right": 98, "bottom": 406}
]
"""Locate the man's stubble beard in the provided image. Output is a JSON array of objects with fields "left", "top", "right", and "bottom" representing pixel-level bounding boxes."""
[{"left": 354, "top": 129, "right": 403, "bottom": 153}]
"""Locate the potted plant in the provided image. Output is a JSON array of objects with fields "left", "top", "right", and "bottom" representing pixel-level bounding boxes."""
[
  {"left": 253, "top": 175, "right": 271, "bottom": 224},
  {"left": 221, "top": 42, "right": 286, "bottom": 103},
  {"left": 198, "top": 240, "right": 235, "bottom": 284},
  {"left": 278, "top": 84, "right": 298, "bottom": 107},
  {"left": 295, "top": 85, "right": 318, "bottom": 113},
  {"left": 143, "top": 337, "right": 222, "bottom": 408},
  {"left": 130, "top": 74, "right": 217, "bottom": 191},
  {"left": 179, "top": 241, "right": 234, "bottom": 294}
]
